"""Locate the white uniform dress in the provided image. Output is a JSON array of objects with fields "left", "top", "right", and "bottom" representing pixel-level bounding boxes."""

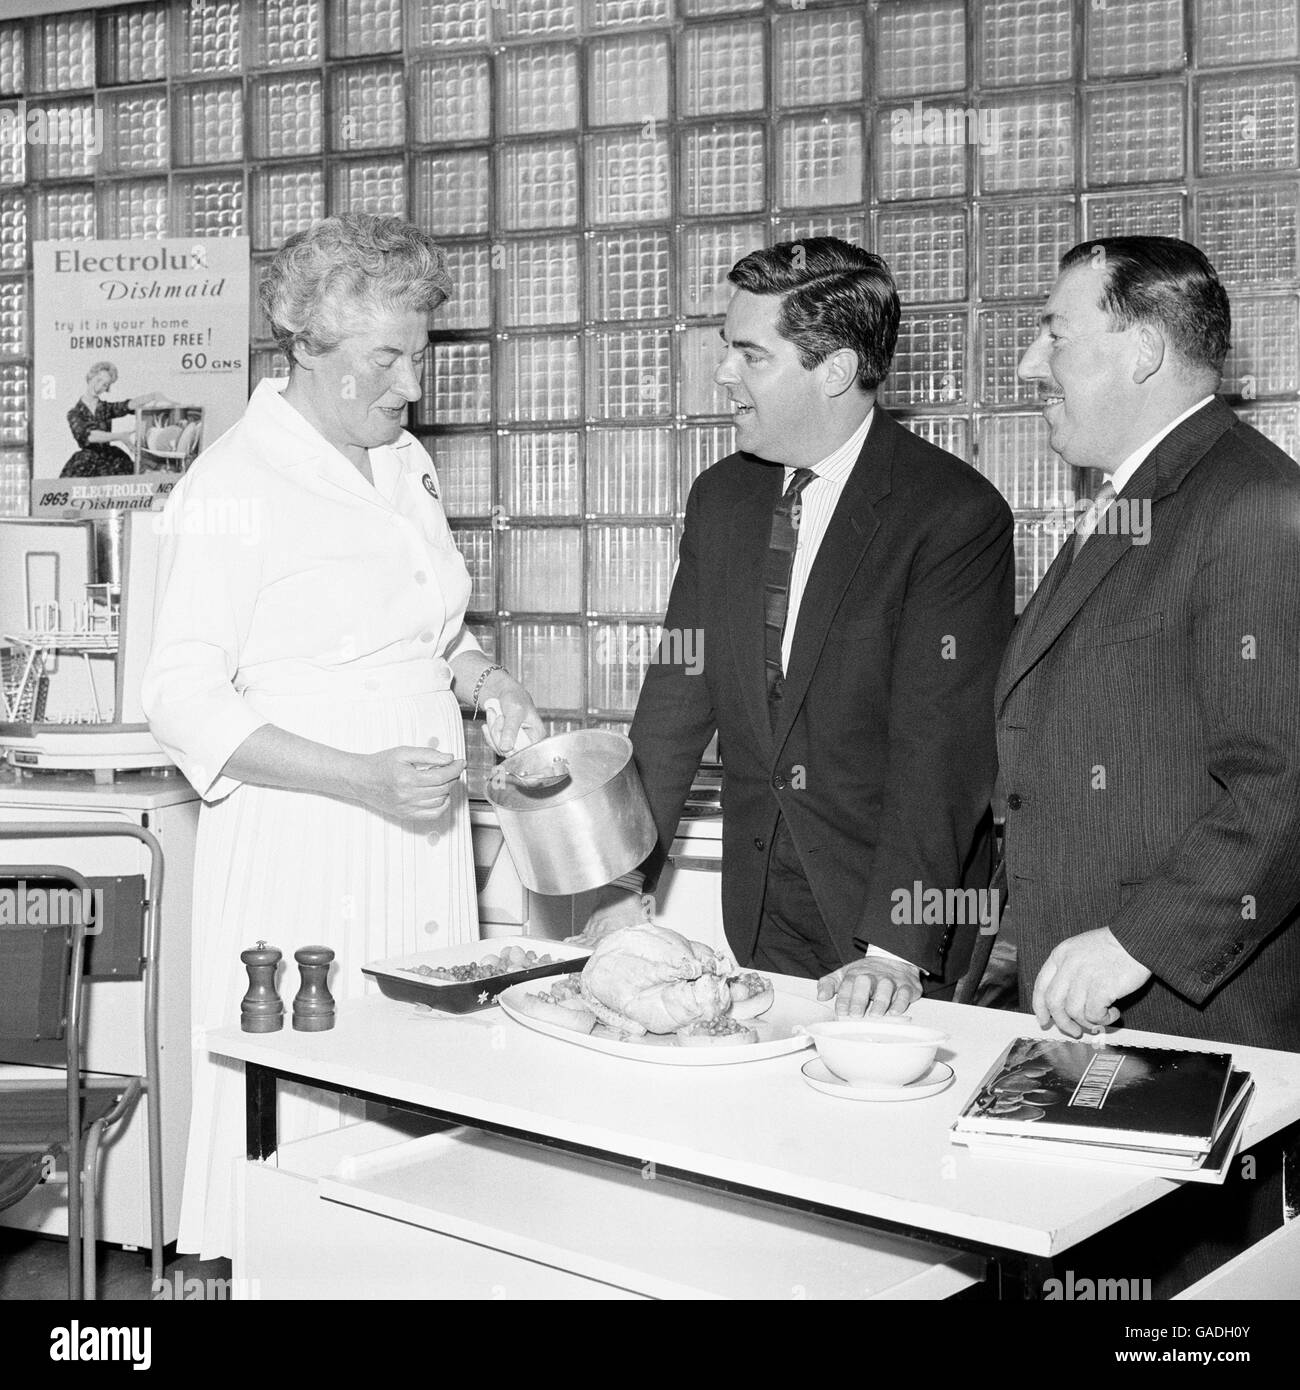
[{"left": 143, "top": 379, "right": 482, "bottom": 1259}]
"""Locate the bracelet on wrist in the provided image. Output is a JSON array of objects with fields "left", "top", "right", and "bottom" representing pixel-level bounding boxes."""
[{"left": 471, "top": 663, "right": 507, "bottom": 717}]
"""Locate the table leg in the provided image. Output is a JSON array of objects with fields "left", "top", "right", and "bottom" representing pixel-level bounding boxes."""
[
  {"left": 1284, "top": 1120, "right": 1299, "bottom": 1222},
  {"left": 992, "top": 1253, "right": 1054, "bottom": 1300},
  {"left": 246, "top": 1063, "right": 277, "bottom": 1161}
]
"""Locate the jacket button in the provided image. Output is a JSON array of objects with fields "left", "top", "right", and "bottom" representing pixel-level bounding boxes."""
[
  {"left": 1006, "top": 793, "right": 1023, "bottom": 811},
  {"left": 754, "top": 837, "right": 766, "bottom": 851},
  {"left": 772, "top": 773, "right": 786, "bottom": 791}
]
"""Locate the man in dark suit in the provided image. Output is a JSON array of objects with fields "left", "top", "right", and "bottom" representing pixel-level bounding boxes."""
[
  {"left": 584, "top": 238, "right": 1015, "bottom": 1014},
  {"left": 999, "top": 236, "right": 1300, "bottom": 1053}
]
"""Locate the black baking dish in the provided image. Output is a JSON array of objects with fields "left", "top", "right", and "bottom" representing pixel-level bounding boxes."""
[{"left": 362, "top": 937, "right": 590, "bottom": 1013}]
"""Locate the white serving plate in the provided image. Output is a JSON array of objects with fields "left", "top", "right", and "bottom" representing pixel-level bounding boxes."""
[{"left": 497, "top": 984, "right": 831, "bottom": 1066}]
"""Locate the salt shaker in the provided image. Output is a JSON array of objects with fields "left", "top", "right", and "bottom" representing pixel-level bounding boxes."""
[
  {"left": 240, "top": 941, "right": 283, "bottom": 1033},
  {"left": 292, "top": 945, "right": 336, "bottom": 1032}
]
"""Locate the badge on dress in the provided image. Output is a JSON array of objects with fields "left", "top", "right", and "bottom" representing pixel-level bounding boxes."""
[{"left": 421, "top": 473, "right": 439, "bottom": 499}]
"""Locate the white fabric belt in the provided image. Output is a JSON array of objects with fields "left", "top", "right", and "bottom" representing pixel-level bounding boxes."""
[{"left": 238, "top": 659, "right": 454, "bottom": 702}]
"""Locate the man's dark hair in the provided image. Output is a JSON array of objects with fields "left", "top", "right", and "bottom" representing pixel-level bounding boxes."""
[
  {"left": 726, "top": 237, "right": 900, "bottom": 391},
  {"left": 1059, "top": 237, "right": 1232, "bottom": 376}
]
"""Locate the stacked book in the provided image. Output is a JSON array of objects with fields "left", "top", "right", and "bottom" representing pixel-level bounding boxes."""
[{"left": 950, "top": 1037, "right": 1253, "bottom": 1184}]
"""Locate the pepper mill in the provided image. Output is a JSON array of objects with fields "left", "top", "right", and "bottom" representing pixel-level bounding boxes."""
[
  {"left": 293, "top": 945, "right": 336, "bottom": 1032},
  {"left": 240, "top": 941, "right": 283, "bottom": 1033}
]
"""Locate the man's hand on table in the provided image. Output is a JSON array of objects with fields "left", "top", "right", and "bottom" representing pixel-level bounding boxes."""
[
  {"left": 1031, "top": 927, "right": 1151, "bottom": 1038},
  {"left": 817, "top": 956, "right": 923, "bottom": 1018}
]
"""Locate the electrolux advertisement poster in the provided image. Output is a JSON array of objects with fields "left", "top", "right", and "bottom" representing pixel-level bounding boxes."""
[{"left": 30, "top": 237, "right": 250, "bottom": 516}]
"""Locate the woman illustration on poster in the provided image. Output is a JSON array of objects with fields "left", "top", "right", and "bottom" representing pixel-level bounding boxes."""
[{"left": 62, "top": 360, "right": 173, "bottom": 477}]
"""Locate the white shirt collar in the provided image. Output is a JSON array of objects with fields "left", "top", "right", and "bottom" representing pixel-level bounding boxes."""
[
  {"left": 786, "top": 406, "right": 874, "bottom": 485},
  {"left": 1106, "top": 395, "right": 1215, "bottom": 495}
]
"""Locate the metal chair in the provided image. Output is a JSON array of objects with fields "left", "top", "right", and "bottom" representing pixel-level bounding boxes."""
[{"left": 0, "top": 822, "right": 164, "bottom": 1298}]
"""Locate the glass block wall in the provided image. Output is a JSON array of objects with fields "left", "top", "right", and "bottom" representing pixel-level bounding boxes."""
[{"left": 1, "top": 0, "right": 1298, "bottom": 780}]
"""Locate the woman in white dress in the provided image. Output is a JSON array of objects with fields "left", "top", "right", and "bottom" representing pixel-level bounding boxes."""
[{"left": 142, "top": 215, "right": 545, "bottom": 1260}]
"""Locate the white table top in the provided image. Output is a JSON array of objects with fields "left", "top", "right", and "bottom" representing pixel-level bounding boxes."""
[{"left": 206, "top": 980, "right": 1300, "bottom": 1258}]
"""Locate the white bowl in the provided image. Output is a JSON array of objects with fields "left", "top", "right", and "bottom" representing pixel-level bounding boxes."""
[{"left": 796, "top": 1020, "right": 949, "bottom": 1088}]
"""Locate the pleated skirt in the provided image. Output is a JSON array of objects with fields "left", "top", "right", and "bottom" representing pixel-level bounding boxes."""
[{"left": 176, "top": 680, "right": 477, "bottom": 1259}]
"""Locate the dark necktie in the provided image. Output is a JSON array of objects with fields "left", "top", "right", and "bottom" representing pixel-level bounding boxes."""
[{"left": 764, "top": 467, "right": 815, "bottom": 722}]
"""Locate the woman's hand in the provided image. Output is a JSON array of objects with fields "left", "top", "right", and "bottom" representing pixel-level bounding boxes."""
[
  {"left": 353, "top": 744, "right": 467, "bottom": 825},
  {"left": 479, "top": 671, "right": 546, "bottom": 755}
]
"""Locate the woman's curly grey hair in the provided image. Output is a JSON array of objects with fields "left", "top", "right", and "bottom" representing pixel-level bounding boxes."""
[{"left": 260, "top": 214, "right": 454, "bottom": 364}]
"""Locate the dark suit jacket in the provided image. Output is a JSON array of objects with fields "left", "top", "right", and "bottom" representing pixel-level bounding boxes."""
[
  {"left": 630, "top": 407, "right": 1015, "bottom": 986},
  {"left": 997, "top": 399, "right": 1300, "bottom": 1051}
]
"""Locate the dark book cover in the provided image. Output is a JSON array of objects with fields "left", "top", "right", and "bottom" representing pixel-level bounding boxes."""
[{"left": 953, "top": 1037, "right": 1232, "bottom": 1153}]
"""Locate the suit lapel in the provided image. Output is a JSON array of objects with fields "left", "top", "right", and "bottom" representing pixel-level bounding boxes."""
[{"left": 728, "top": 459, "right": 785, "bottom": 752}]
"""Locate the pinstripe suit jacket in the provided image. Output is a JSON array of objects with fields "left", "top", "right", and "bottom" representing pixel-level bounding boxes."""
[{"left": 996, "top": 398, "right": 1300, "bottom": 1051}]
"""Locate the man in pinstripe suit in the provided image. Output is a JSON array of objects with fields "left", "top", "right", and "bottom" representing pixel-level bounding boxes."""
[{"left": 998, "top": 236, "right": 1300, "bottom": 1054}]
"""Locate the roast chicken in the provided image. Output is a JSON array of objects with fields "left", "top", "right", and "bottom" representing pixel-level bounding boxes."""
[{"left": 579, "top": 923, "right": 734, "bottom": 1036}]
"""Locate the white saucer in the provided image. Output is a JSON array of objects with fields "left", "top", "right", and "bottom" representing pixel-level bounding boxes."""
[{"left": 801, "top": 1058, "right": 955, "bottom": 1101}]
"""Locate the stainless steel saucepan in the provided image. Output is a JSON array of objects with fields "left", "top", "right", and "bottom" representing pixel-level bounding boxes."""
[{"left": 485, "top": 729, "right": 657, "bottom": 895}]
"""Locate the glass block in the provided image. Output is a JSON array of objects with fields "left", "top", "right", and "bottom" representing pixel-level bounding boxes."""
[
  {"left": 588, "top": 525, "right": 674, "bottom": 614},
  {"left": 252, "top": 165, "right": 323, "bottom": 251},
  {"left": 412, "top": 151, "right": 489, "bottom": 237},
  {"left": 587, "top": 428, "right": 675, "bottom": 515},
  {"left": 589, "top": 232, "right": 670, "bottom": 322},
  {"left": 876, "top": 1, "right": 965, "bottom": 97},
  {"left": 586, "top": 132, "right": 670, "bottom": 225},
  {"left": 1197, "top": 73, "right": 1299, "bottom": 177},
  {"left": 472, "top": 623, "right": 499, "bottom": 659},
  {"left": 980, "top": 0, "right": 1073, "bottom": 87},
  {"left": 439, "top": 243, "right": 493, "bottom": 331},
  {"left": 250, "top": 348, "right": 291, "bottom": 388},
  {"left": 1220, "top": 297, "right": 1300, "bottom": 400},
  {"left": 501, "top": 621, "right": 584, "bottom": 710},
  {"left": 0, "top": 106, "right": 22, "bottom": 187},
  {"left": 1012, "top": 515, "right": 1069, "bottom": 611},
  {"left": 588, "top": 0, "right": 671, "bottom": 26},
  {"left": 99, "top": 178, "right": 169, "bottom": 239},
  {"left": 980, "top": 96, "right": 1075, "bottom": 193},
  {"left": 0, "top": 23, "right": 23, "bottom": 96},
  {"left": 28, "top": 101, "right": 96, "bottom": 181},
  {"left": 254, "top": 0, "right": 322, "bottom": 67},
  {"left": 175, "top": 82, "right": 244, "bottom": 166},
  {"left": 776, "top": 9, "right": 864, "bottom": 107},
  {"left": 681, "top": 125, "right": 766, "bottom": 217},
  {"left": 101, "top": 89, "right": 169, "bottom": 173},
  {"left": 1085, "top": 84, "right": 1185, "bottom": 186},
  {"left": 499, "top": 335, "right": 581, "bottom": 423},
  {"left": 681, "top": 423, "right": 735, "bottom": 494},
  {"left": 175, "top": 0, "right": 240, "bottom": 74},
  {"left": 100, "top": 4, "right": 168, "bottom": 85},
  {"left": 902, "top": 415, "right": 971, "bottom": 462},
  {"left": 500, "top": 45, "right": 578, "bottom": 136},
  {"left": 413, "top": 56, "right": 491, "bottom": 144},
  {"left": 251, "top": 76, "right": 322, "bottom": 160},
  {"left": 681, "top": 21, "right": 764, "bottom": 118},
  {"left": 976, "top": 414, "right": 1075, "bottom": 517},
  {"left": 494, "top": 0, "right": 578, "bottom": 41},
  {"left": 502, "top": 236, "right": 580, "bottom": 326},
  {"left": 0, "top": 448, "right": 28, "bottom": 518},
  {"left": 0, "top": 364, "right": 28, "bottom": 446},
  {"left": 32, "top": 187, "right": 96, "bottom": 242},
  {"left": 1195, "top": 0, "right": 1299, "bottom": 67},
  {"left": 680, "top": 325, "right": 728, "bottom": 417},
  {"left": 589, "top": 33, "right": 669, "bottom": 128},
  {"left": 681, "top": 0, "right": 763, "bottom": 12},
  {"left": 1196, "top": 183, "right": 1299, "bottom": 290},
  {"left": 588, "top": 620, "right": 656, "bottom": 712},
  {"left": 429, "top": 342, "right": 492, "bottom": 425},
  {"left": 778, "top": 114, "right": 865, "bottom": 209},
  {"left": 172, "top": 175, "right": 244, "bottom": 237},
  {"left": 977, "top": 306, "right": 1042, "bottom": 407},
  {"left": 772, "top": 212, "right": 867, "bottom": 243},
  {"left": 979, "top": 198, "right": 1078, "bottom": 300},
  {"left": 875, "top": 116, "right": 968, "bottom": 202},
  {"left": 680, "top": 223, "right": 762, "bottom": 317},
  {"left": 30, "top": 16, "right": 94, "bottom": 93},
  {"left": 328, "top": 0, "right": 403, "bottom": 57},
  {"left": 452, "top": 525, "right": 496, "bottom": 612},
  {"left": 1087, "top": 0, "right": 1184, "bottom": 77},
  {"left": 875, "top": 205, "right": 967, "bottom": 304},
  {"left": 431, "top": 435, "right": 493, "bottom": 516},
  {"left": 0, "top": 192, "right": 26, "bottom": 271},
  {"left": 1238, "top": 405, "right": 1300, "bottom": 460},
  {"left": 410, "top": 0, "right": 490, "bottom": 50},
  {"left": 588, "top": 329, "right": 673, "bottom": 419},
  {"left": 501, "top": 431, "right": 580, "bottom": 515},
  {"left": 329, "top": 158, "right": 406, "bottom": 217},
  {"left": 500, "top": 141, "right": 579, "bottom": 230},
  {"left": 881, "top": 311, "right": 966, "bottom": 408},
  {"left": 0, "top": 278, "right": 25, "bottom": 358},
  {"left": 1084, "top": 191, "right": 1186, "bottom": 240},
  {"left": 331, "top": 64, "right": 404, "bottom": 152},
  {"left": 502, "top": 528, "right": 582, "bottom": 612}
]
